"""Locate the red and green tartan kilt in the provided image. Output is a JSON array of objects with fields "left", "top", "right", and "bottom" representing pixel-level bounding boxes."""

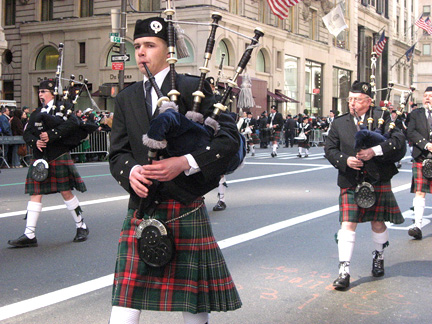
[
  {"left": 410, "top": 162, "right": 432, "bottom": 193},
  {"left": 339, "top": 182, "right": 404, "bottom": 224},
  {"left": 112, "top": 198, "right": 242, "bottom": 313},
  {"left": 251, "top": 133, "right": 260, "bottom": 144},
  {"left": 25, "top": 153, "right": 86, "bottom": 195},
  {"left": 270, "top": 130, "right": 281, "bottom": 142}
]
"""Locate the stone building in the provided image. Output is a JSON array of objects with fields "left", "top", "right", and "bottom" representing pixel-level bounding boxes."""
[
  {"left": 0, "top": 0, "right": 422, "bottom": 118},
  {"left": 416, "top": 0, "right": 432, "bottom": 97}
]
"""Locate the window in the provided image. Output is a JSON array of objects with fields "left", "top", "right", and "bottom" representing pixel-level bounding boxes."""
[
  {"left": 285, "top": 5, "right": 296, "bottom": 32},
  {"left": 41, "top": 0, "right": 53, "bottom": 21},
  {"left": 138, "top": 0, "right": 160, "bottom": 11},
  {"left": 35, "top": 46, "right": 59, "bottom": 70},
  {"left": 216, "top": 40, "right": 231, "bottom": 67},
  {"left": 177, "top": 39, "right": 194, "bottom": 64},
  {"left": 80, "top": 0, "right": 93, "bottom": 18},
  {"left": 424, "top": 5, "right": 431, "bottom": 16},
  {"left": 259, "top": 0, "right": 268, "bottom": 24},
  {"left": 332, "top": 0, "right": 349, "bottom": 50},
  {"left": 5, "top": 0, "right": 16, "bottom": 26},
  {"left": 4, "top": 81, "right": 14, "bottom": 100},
  {"left": 229, "top": 0, "right": 239, "bottom": 15},
  {"left": 424, "top": 44, "right": 431, "bottom": 56},
  {"left": 276, "top": 51, "right": 282, "bottom": 70},
  {"left": 79, "top": 42, "right": 86, "bottom": 64},
  {"left": 309, "top": 8, "right": 318, "bottom": 40},
  {"left": 284, "top": 55, "right": 299, "bottom": 113},
  {"left": 256, "top": 50, "right": 266, "bottom": 73},
  {"left": 332, "top": 67, "right": 351, "bottom": 114},
  {"left": 305, "top": 60, "right": 323, "bottom": 116}
]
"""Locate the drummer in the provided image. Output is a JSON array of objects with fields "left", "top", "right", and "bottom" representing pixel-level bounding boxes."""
[{"left": 324, "top": 80, "right": 405, "bottom": 290}]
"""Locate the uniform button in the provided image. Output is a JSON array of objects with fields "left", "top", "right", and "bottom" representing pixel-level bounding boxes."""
[
  {"left": 118, "top": 181, "right": 121, "bottom": 185},
  {"left": 120, "top": 170, "right": 123, "bottom": 175},
  {"left": 216, "top": 154, "right": 220, "bottom": 158},
  {"left": 206, "top": 146, "right": 210, "bottom": 150},
  {"left": 125, "top": 160, "right": 129, "bottom": 164}
]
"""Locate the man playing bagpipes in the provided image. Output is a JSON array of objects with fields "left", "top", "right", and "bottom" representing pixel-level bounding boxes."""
[
  {"left": 108, "top": 16, "right": 243, "bottom": 324},
  {"left": 325, "top": 80, "right": 406, "bottom": 290},
  {"left": 406, "top": 86, "right": 432, "bottom": 240},
  {"left": 7, "top": 79, "right": 91, "bottom": 248}
]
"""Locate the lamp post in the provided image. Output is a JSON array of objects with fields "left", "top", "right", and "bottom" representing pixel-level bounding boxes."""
[{"left": 118, "top": 0, "right": 127, "bottom": 91}]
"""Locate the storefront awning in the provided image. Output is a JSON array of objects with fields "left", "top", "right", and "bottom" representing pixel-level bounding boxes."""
[
  {"left": 275, "top": 91, "right": 299, "bottom": 103},
  {"left": 267, "top": 90, "right": 288, "bottom": 102}
]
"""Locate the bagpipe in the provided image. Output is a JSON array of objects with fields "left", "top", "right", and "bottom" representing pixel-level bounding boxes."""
[
  {"left": 353, "top": 52, "right": 407, "bottom": 208},
  {"left": 31, "top": 43, "right": 99, "bottom": 182},
  {"left": 141, "top": 7, "right": 264, "bottom": 174}
]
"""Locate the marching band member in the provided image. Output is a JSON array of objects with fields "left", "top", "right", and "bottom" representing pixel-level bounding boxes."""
[
  {"left": 297, "top": 116, "right": 311, "bottom": 158},
  {"left": 109, "top": 17, "right": 241, "bottom": 324},
  {"left": 7, "top": 79, "right": 89, "bottom": 248},
  {"left": 267, "top": 105, "right": 283, "bottom": 157},
  {"left": 325, "top": 81, "right": 405, "bottom": 290},
  {"left": 406, "top": 86, "right": 432, "bottom": 240}
]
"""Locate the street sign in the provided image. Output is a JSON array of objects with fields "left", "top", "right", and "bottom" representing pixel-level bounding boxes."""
[
  {"left": 112, "top": 62, "right": 124, "bottom": 71},
  {"left": 109, "top": 32, "right": 119, "bottom": 37},
  {"left": 112, "top": 43, "right": 121, "bottom": 53},
  {"left": 110, "top": 36, "right": 124, "bottom": 43},
  {"left": 111, "top": 54, "right": 130, "bottom": 62}
]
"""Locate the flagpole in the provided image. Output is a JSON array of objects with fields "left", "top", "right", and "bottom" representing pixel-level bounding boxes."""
[{"left": 390, "top": 42, "right": 416, "bottom": 70}]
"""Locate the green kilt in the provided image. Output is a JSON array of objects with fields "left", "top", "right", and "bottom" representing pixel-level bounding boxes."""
[
  {"left": 411, "top": 162, "right": 432, "bottom": 193},
  {"left": 112, "top": 198, "right": 242, "bottom": 313},
  {"left": 25, "top": 153, "right": 87, "bottom": 195},
  {"left": 339, "top": 182, "right": 404, "bottom": 224}
]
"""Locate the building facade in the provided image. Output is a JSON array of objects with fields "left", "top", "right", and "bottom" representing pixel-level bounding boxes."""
[
  {"left": 0, "top": 0, "right": 422, "bottom": 118},
  {"left": 416, "top": 0, "right": 432, "bottom": 96}
]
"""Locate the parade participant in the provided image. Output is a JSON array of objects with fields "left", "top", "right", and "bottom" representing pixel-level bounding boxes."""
[
  {"left": 7, "top": 79, "right": 89, "bottom": 247},
  {"left": 259, "top": 111, "right": 268, "bottom": 148},
  {"left": 267, "top": 105, "right": 283, "bottom": 157},
  {"left": 283, "top": 114, "right": 296, "bottom": 147},
  {"left": 325, "top": 80, "right": 405, "bottom": 290},
  {"left": 406, "top": 86, "right": 432, "bottom": 240},
  {"left": 213, "top": 175, "right": 228, "bottom": 211},
  {"left": 297, "top": 116, "right": 312, "bottom": 158},
  {"left": 109, "top": 17, "right": 241, "bottom": 324},
  {"left": 240, "top": 111, "right": 257, "bottom": 156}
]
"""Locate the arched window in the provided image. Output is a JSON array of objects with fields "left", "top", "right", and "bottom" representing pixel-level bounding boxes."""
[
  {"left": 35, "top": 46, "right": 59, "bottom": 70},
  {"left": 256, "top": 49, "right": 266, "bottom": 73},
  {"left": 106, "top": 41, "right": 137, "bottom": 67},
  {"left": 216, "top": 40, "right": 231, "bottom": 66}
]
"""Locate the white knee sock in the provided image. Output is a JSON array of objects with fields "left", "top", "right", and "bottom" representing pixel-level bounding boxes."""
[
  {"left": 272, "top": 143, "right": 277, "bottom": 153},
  {"left": 372, "top": 229, "right": 389, "bottom": 253},
  {"left": 24, "top": 201, "right": 42, "bottom": 239},
  {"left": 413, "top": 196, "right": 425, "bottom": 228},
  {"left": 109, "top": 306, "right": 140, "bottom": 324},
  {"left": 337, "top": 229, "right": 356, "bottom": 273},
  {"left": 64, "top": 196, "right": 86, "bottom": 229},
  {"left": 251, "top": 144, "right": 255, "bottom": 154},
  {"left": 298, "top": 147, "right": 303, "bottom": 155},
  {"left": 182, "top": 312, "right": 209, "bottom": 324}
]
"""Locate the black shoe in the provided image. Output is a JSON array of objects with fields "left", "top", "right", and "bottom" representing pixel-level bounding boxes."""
[
  {"left": 297, "top": 154, "right": 302, "bottom": 158},
  {"left": 333, "top": 262, "right": 350, "bottom": 290},
  {"left": 73, "top": 227, "right": 89, "bottom": 242},
  {"left": 8, "top": 234, "right": 38, "bottom": 248},
  {"left": 372, "top": 250, "right": 385, "bottom": 277},
  {"left": 396, "top": 162, "right": 402, "bottom": 168},
  {"left": 251, "top": 152, "right": 255, "bottom": 156},
  {"left": 213, "top": 200, "right": 226, "bottom": 211},
  {"left": 304, "top": 154, "right": 309, "bottom": 158},
  {"left": 408, "top": 226, "right": 422, "bottom": 240},
  {"left": 271, "top": 152, "right": 276, "bottom": 157}
]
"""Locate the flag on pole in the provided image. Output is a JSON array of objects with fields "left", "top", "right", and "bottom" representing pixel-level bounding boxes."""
[
  {"left": 405, "top": 44, "right": 416, "bottom": 62},
  {"left": 266, "top": 0, "right": 303, "bottom": 20},
  {"left": 373, "top": 31, "right": 387, "bottom": 57},
  {"left": 322, "top": 3, "right": 348, "bottom": 37},
  {"left": 415, "top": 16, "right": 432, "bottom": 35}
]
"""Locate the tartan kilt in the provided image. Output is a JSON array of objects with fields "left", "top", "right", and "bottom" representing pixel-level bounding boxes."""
[
  {"left": 339, "top": 182, "right": 404, "bottom": 224},
  {"left": 270, "top": 130, "right": 281, "bottom": 142},
  {"left": 251, "top": 133, "right": 260, "bottom": 144},
  {"left": 25, "top": 153, "right": 86, "bottom": 195},
  {"left": 298, "top": 138, "right": 310, "bottom": 148},
  {"left": 410, "top": 162, "right": 432, "bottom": 193},
  {"left": 112, "top": 198, "right": 242, "bottom": 313}
]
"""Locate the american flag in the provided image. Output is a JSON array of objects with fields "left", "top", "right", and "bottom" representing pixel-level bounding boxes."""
[
  {"left": 267, "top": 0, "right": 303, "bottom": 20},
  {"left": 415, "top": 16, "right": 432, "bottom": 35},
  {"left": 373, "top": 31, "right": 387, "bottom": 57}
]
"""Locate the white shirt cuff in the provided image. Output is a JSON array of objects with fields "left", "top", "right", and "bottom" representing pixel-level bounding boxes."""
[
  {"left": 184, "top": 154, "right": 201, "bottom": 176},
  {"left": 130, "top": 165, "right": 140, "bottom": 178},
  {"left": 372, "top": 144, "right": 383, "bottom": 156}
]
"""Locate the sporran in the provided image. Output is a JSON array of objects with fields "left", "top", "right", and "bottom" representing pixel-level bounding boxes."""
[
  {"left": 31, "top": 159, "right": 49, "bottom": 182},
  {"left": 354, "top": 181, "right": 376, "bottom": 209},
  {"left": 422, "top": 159, "right": 432, "bottom": 179}
]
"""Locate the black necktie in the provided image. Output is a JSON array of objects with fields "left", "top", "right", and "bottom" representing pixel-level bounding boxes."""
[
  {"left": 145, "top": 80, "right": 153, "bottom": 118},
  {"left": 428, "top": 110, "right": 432, "bottom": 127}
]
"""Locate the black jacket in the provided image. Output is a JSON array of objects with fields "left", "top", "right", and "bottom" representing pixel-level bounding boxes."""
[
  {"left": 325, "top": 108, "right": 406, "bottom": 188},
  {"left": 407, "top": 107, "right": 432, "bottom": 161}
]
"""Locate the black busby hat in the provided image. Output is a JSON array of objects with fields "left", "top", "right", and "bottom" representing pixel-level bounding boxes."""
[
  {"left": 206, "top": 77, "right": 215, "bottom": 85},
  {"left": 425, "top": 86, "right": 432, "bottom": 93},
  {"left": 350, "top": 80, "right": 372, "bottom": 98},
  {"left": 39, "top": 79, "right": 55, "bottom": 91},
  {"left": 134, "top": 17, "right": 168, "bottom": 42}
]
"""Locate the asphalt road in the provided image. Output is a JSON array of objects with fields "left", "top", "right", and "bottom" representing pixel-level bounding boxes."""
[{"left": 1, "top": 146, "right": 431, "bottom": 324}]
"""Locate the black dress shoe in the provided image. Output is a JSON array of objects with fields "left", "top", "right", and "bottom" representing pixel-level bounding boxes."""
[
  {"left": 408, "top": 226, "right": 422, "bottom": 240},
  {"left": 297, "top": 154, "right": 302, "bottom": 158},
  {"left": 372, "top": 250, "right": 385, "bottom": 277},
  {"left": 73, "top": 227, "right": 89, "bottom": 242},
  {"left": 8, "top": 234, "right": 38, "bottom": 248},
  {"left": 213, "top": 201, "right": 226, "bottom": 211},
  {"left": 333, "top": 273, "right": 350, "bottom": 290}
]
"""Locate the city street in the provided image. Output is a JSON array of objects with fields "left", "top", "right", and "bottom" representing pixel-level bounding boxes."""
[{"left": 1, "top": 146, "right": 431, "bottom": 324}]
